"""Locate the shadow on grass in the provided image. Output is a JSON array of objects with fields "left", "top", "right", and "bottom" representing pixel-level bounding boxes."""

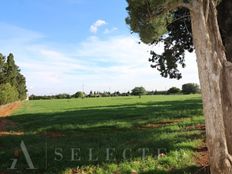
[
  {"left": 6, "top": 98, "right": 203, "bottom": 132},
  {"left": 0, "top": 98, "right": 205, "bottom": 174}
]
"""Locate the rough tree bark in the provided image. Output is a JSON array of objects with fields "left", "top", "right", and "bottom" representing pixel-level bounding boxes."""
[{"left": 188, "top": 0, "right": 232, "bottom": 173}]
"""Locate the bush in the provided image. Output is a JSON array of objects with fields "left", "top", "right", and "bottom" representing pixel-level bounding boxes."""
[
  {"left": 73, "top": 91, "right": 85, "bottom": 98},
  {"left": 182, "top": 83, "right": 200, "bottom": 94},
  {"left": 167, "top": 87, "right": 181, "bottom": 94},
  {"left": 0, "top": 83, "right": 19, "bottom": 105}
]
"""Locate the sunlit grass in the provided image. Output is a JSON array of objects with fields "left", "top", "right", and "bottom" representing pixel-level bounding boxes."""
[{"left": 0, "top": 95, "right": 204, "bottom": 174}]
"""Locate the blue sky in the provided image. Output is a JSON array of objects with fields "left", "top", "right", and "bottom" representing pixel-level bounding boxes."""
[{"left": 0, "top": 0, "right": 199, "bottom": 95}]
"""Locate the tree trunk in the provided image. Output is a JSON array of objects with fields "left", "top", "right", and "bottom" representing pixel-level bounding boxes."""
[{"left": 190, "top": 0, "right": 232, "bottom": 173}]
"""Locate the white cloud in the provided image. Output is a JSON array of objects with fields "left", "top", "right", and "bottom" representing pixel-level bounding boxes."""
[
  {"left": 40, "top": 49, "right": 63, "bottom": 58},
  {"left": 90, "top": 19, "right": 107, "bottom": 33},
  {"left": 74, "top": 35, "right": 199, "bottom": 92},
  {"left": 0, "top": 23, "right": 199, "bottom": 95}
]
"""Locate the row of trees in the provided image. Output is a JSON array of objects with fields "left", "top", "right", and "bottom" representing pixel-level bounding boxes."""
[
  {"left": 167, "top": 83, "right": 200, "bottom": 95},
  {"left": 29, "top": 91, "right": 131, "bottom": 100},
  {"left": 0, "top": 53, "right": 27, "bottom": 105},
  {"left": 132, "top": 83, "right": 200, "bottom": 97},
  {"left": 29, "top": 83, "right": 199, "bottom": 100}
]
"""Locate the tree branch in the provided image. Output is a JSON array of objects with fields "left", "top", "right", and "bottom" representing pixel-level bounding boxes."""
[
  {"left": 164, "top": 1, "right": 193, "bottom": 12},
  {"left": 166, "top": 15, "right": 191, "bottom": 27}
]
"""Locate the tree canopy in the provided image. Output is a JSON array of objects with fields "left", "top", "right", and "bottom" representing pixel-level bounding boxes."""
[
  {"left": 0, "top": 53, "right": 27, "bottom": 105},
  {"left": 182, "top": 83, "right": 200, "bottom": 94},
  {"left": 126, "top": 0, "right": 231, "bottom": 79},
  {"left": 131, "top": 86, "right": 147, "bottom": 97},
  {"left": 73, "top": 91, "right": 85, "bottom": 98},
  {"left": 167, "top": 86, "right": 181, "bottom": 94}
]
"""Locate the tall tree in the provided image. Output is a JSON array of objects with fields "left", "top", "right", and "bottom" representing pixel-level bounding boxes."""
[
  {"left": 126, "top": 0, "right": 232, "bottom": 173},
  {"left": 0, "top": 83, "right": 19, "bottom": 105},
  {"left": 16, "top": 73, "right": 27, "bottom": 100},
  {"left": 5, "top": 53, "right": 19, "bottom": 87},
  {"left": 131, "top": 86, "right": 146, "bottom": 97},
  {"left": 0, "top": 53, "right": 27, "bottom": 104},
  {"left": 0, "top": 53, "right": 6, "bottom": 84},
  {"left": 5, "top": 53, "right": 27, "bottom": 100}
]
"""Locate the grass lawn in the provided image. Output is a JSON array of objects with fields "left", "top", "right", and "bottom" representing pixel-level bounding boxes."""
[{"left": 0, "top": 95, "right": 205, "bottom": 174}]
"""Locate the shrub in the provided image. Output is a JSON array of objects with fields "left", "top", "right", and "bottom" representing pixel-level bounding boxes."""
[
  {"left": 0, "top": 83, "right": 19, "bottom": 105},
  {"left": 167, "top": 87, "right": 181, "bottom": 94},
  {"left": 182, "top": 83, "right": 200, "bottom": 94},
  {"left": 73, "top": 91, "right": 85, "bottom": 98}
]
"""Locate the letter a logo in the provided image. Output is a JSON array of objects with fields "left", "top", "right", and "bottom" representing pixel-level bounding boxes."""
[{"left": 9, "top": 141, "right": 37, "bottom": 170}]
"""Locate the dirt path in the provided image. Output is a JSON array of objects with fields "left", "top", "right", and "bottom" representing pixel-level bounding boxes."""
[
  {"left": 192, "top": 124, "right": 209, "bottom": 174},
  {"left": 0, "top": 102, "right": 21, "bottom": 117},
  {"left": 0, "top": 102, "right": 23, "bottom": 136}
]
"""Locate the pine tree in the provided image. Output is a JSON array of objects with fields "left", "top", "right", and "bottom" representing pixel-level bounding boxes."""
[
  {"left": 5, "top": 53, "right": 19, "bottom": 87},
  {"left": 0, "top": 53, "right": 6, "bottom": 84},
  {"left": 0, "top": 53, "right": 27, "bottom": 104},
  {"left": 16, "top": 73, "right": 27, "bottom": 100}
]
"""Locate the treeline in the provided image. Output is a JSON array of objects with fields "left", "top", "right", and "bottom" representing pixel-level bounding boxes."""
[
  {"left": 0, "top": 53, "right": 27, "bottom": 105},
  {"left": 29, "top": 91, "right": 131, "bottom": 100},
  {"left": 167, "top": 83, "right": 200, "bottom": 94},
  {"left": 29, "top": 83, "right": 200, "bottom": 100}
]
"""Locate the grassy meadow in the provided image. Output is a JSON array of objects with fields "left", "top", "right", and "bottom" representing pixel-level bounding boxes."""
[{"left": 0, "top": 95, "right": 205, "bottom": 174}]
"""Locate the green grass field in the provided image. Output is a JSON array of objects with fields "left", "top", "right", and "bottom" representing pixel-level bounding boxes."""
[{"left": 0, "top": 95, "right": 205, "bottom": 174}]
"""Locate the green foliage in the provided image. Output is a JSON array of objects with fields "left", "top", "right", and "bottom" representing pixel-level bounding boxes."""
[
  {"left": 126, "top": 1, "right": 194, "bottom": 79},
  {"left": 73, "top": 91, "right": 85, "bottom": 98},
  {"left": 167, "top": 87, "right": 181, "bottom": 94},
  {"left": 56, "top": 93, "right": 71, "bottom": 99},
  {"left": 126, "top": 0, "right": 232, "bottom": 79},
  {"left": 131, "top": 86, "right": 147, "bottom": 96},
  {"left": 5, "top": 53, "right": 19, "bottom": 86},
  {"left": 182, "top": 83, "right": 200, "bottom": 94},
  {"left": 0, "top": 53, "right": 27, "bottom": 105},
  {"left": 0, "top": 83, "right": 19, "bottom": 105},
  {"left": 16, "top": 73, "right": 27, "bottom": 100},
  {"left": 149, "top": 8, "right": 193, "bottom": 79},
  {"left": 126, "top": 0, "right": 193, "bottom": 44},
  {"left": 0, "top": 53, "right": 6, "bottom": 84},
  {"left": 29, "top": 93, "right": 71, "bottom": 100},
  {"left": 126, "top": 0, "right": 171, "bottom": 44}
]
